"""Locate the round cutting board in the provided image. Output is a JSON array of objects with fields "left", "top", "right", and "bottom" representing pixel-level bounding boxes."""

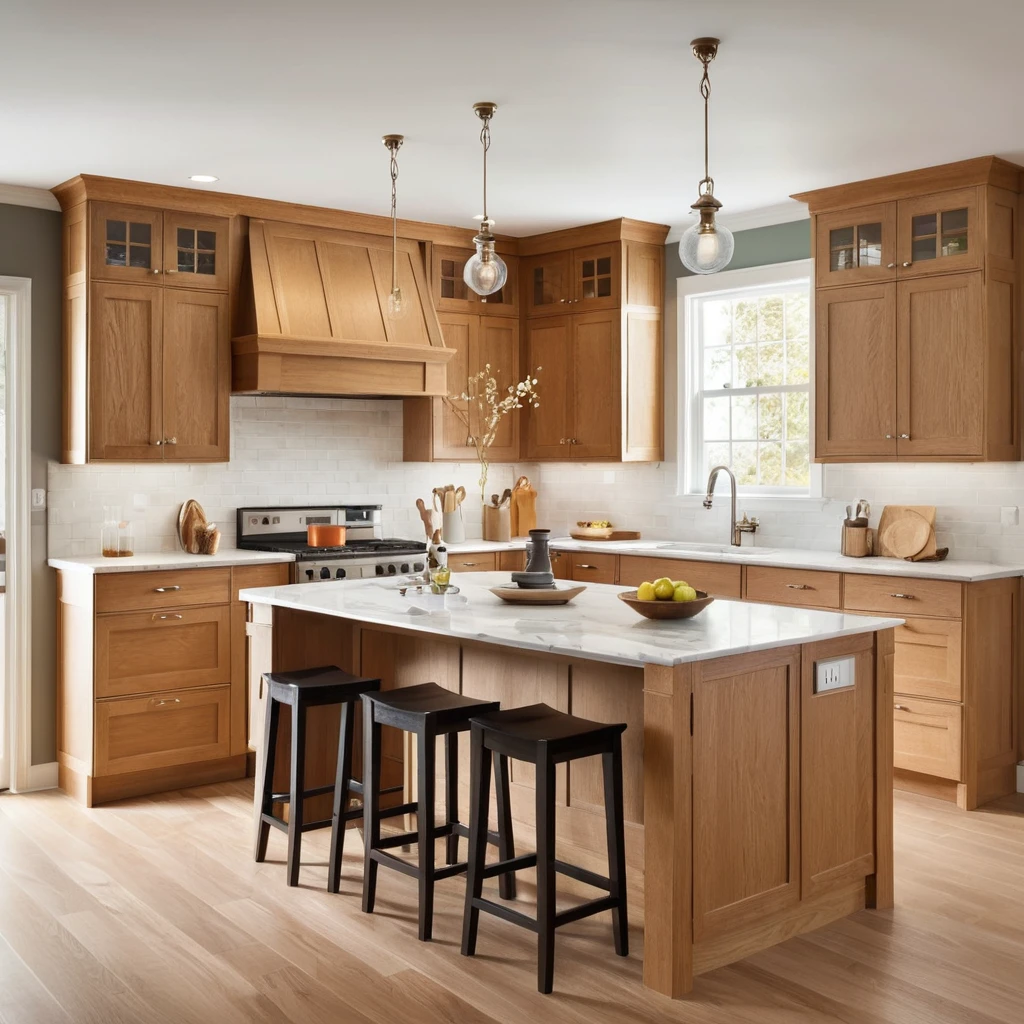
[{"left": 880, "top": 512, "right": 931, "bottom": 559}]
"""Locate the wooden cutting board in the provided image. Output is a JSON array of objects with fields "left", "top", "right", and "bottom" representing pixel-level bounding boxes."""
[{"left": 876, "top": 505, "right": 935, "bottom": 559}]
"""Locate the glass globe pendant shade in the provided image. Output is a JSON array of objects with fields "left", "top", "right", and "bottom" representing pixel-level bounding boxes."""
[
  {"left": 464, "top": 238, "right": 508, "bottom": 296},
  {"left": 387, "top": 285, "right": 406, "bottom": 319},
  {"left": 679, "top": 217, "right": 734, "bottom": 275}
]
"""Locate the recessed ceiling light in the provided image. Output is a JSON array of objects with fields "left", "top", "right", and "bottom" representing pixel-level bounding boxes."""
[{"left": 189, "top": 174, "right": 219, "bottom": 183}]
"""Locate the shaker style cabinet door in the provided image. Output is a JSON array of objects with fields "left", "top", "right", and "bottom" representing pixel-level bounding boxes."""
[
  {"left": 523, "top": 250, "right": 573, "bottom": 316},
  {"left": 434, "top": 312, "right": 477, "bottom": 460},
  {"left": 473, "top": 315, "right": 521, "bottom": 459},
  {"left": 896, "top": 271, "right": 984, "bottom": 458},
  {"left": 814, "top": 283, "right": 898, "bottom": 459},
  {"left": 814, "top": 203, "right": 896, "bottom": 289},
  {"left": 162, "top": 210, "right": 231, "bottom": 291},
  {"left": 523, "top": 316, "right": 573, "bottom": 459},
  {"left": 572, "top": 243, "right": 620, "bottom": 311},
  {"left": 161, "top": 289, "right": 231, "bottom": 461},
  {"left": 90, "top": 203, "right": 164, "bottom": 283},
  {"left": 896, "top": 188, "right": 981, "bottom": 279},
  {"left": 88, "top": 282, "right": 164, "bottom": 461},
  {"left": 571, "top": 310, "right": 620, "bottom": 459}
]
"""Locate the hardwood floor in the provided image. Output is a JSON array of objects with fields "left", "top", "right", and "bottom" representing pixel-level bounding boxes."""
[{"left": 0, "top": 781, "right": 1022, "bottom": 1024}]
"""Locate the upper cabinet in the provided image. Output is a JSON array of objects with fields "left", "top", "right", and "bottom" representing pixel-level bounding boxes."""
[
  {"left": 524, "top": 243, "right": 621, "bottom": 316},
  {"left": 58, "top": 189, "right": 233, "bottom": 463},
  {"left": 431, "top": 244, "right": 518, "bottom": 316},
  {"left": 796, "top": 157, "right": 1023, "bottom": 463}
]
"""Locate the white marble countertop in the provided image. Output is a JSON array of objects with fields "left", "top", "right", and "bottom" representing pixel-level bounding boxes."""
[
  {"left": 48, "top": 549, "right": 295, "bottom": 574},
  {"left": 444, "top": 538, "right": 1023, "bottom": 583},
  {"left": 239, "top": 571, "right": 903, "bottom": 669}
]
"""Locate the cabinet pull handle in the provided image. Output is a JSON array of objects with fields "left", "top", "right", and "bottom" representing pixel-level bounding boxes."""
[
  {"left": 898, "top": 433, "right": 910, "bottom": 440},
  {"left": 578, "top": 564, "right": 599, "bottom": 569},
  {"left": 150, "top": 697, "right": 182, "bottom": 707},
  {"left": 151, "top": 439, "right": 164, "bottom": 446},
  {"left": 894, "top": 703, "right": 911, "bottom": 712},
  {"left": 461, "top": 561, "right": 478, "bottom": 567},
  {"left": 153, "top": 613, "right": 184, "bottom": 620},
  {"left": 150, "top": 268, "right": 161, "bottom": 275},
  {"left": 786, "top": 583, "right": 811, "bottom": 590},
  {"left": 165, "top": 268, "right": 178, "bottom": 274},
  {"left": 902, "top": 261, "right": 912, "bottom": 267},
  {"left": 889, "top": 593, "right": 915, "bottom": 600},
  {"left": 164, "top": 437, "right": 177, "bottom": 445},
  {"left": 884, "top": 434, "right": 894, "bottom": 439},
  {"left": 559, "top": 298, "right": 568, "bottom": 303},
  {"left": 886, "top": 263, "right": 896, "bottom": 269},
  {"left": 153, "top": 585, "right": 181, "bottom": 593}
]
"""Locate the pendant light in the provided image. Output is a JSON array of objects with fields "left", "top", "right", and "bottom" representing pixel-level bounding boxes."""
[
  {"left": 463, "top": 102, "right": 508, "bottom": 298},
  {"left": 679, "top": 38, "right": 734, "bottom": 275},
  {"left": 382, "top": 133, "right": 406, "bottom": 318}
]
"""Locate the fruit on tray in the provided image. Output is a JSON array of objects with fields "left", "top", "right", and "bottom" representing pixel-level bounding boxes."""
[
  {"left": 637, "top": 577, "right": 698, "bottom": 603},
  {"left": 577, "top": 520, "right": 612, "bottom": 528}
]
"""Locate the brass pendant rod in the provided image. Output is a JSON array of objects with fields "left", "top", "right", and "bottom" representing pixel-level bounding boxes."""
[{"left": 382, "top": 134, "right": 404, "bottom": 295}]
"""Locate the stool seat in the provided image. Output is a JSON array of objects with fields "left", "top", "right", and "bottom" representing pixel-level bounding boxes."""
[
  {"left": 264, "top": 666, "right": 380, "bottom": 708},
  {"left": 470, "top": 703, "right": 626, "bottom": 760},
  {"left": 365, "top": 682, "right": 500, "bottom": 732}
]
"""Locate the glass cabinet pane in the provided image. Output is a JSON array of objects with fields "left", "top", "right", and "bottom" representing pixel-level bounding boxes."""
[
  {"left": 578, "top": 253, "right": 614, "bottom": 299},
  {"left": 910, "top": 206, "right": 970, "bottom": 263},
  {"left": 175, "top": 223, "right": 217, "bottom": 276},
  {"left": 829, "top": 223, "right": 882, "bottom": 271},
  {"left": 106, "top": 218, "right": 151, "bottom": 269},
  {"left": 940, "top": 208, "right": 968, "bottom": 256},
  {"left": 439, "top": 256, "right": 469, "bottom": 301}
]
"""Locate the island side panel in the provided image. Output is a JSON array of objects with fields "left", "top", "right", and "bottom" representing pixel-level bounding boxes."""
[
  {"left": 641, "top": 661, "right": 693, "bottom": 998},
  {"left": 869, "top": 627, "right": 895, "bottom": 909}
]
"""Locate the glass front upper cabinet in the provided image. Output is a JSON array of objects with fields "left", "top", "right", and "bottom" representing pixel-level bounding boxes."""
[
  {"left": 161, "top": 212, "right": 230, "bottom": 290},
  {"left": 896, "top": 188, "right": 981, "bottom": 277},
  {"left": 90, "top": 203, "right": 164, "bottom": 282},
  {"left": 572, "top": 244, "right": 619, "bottom": 310},
  {"left": 814, "top": 203, "right": 896, "bottom": 287},
  {"left": 432, "top": 245, "right": 517, "bottom": 314}
]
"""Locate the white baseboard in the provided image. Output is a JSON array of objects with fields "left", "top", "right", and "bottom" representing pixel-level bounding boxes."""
[
  {"left": 1018, "top": 762, "right": 1024, "bottom": 794},
  {"left": 23, "top": 761, "right": 59, "bottom": 792}
]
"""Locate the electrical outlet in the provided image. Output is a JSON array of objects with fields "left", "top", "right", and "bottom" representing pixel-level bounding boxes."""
[
  {"left": 31, "top": 488, "right": 46, "bottom": 510},
  {"left": 815, "top": 656, "right": 855, "bottom": 694}
]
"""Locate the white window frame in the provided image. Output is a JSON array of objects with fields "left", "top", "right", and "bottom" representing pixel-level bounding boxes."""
[
  {"left": 676, "top": 259, "right": 823, "bottom": 506},
  {"left": 0, "top": 277, "right": 32, "bottom": 793}
]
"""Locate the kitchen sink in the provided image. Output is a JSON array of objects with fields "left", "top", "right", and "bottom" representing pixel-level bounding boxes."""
[{"left": 656, "top": 542, "right": 776, "bottom": 557}]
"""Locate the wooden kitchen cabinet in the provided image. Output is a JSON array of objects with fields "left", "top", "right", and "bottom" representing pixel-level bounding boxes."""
[
  {"left": 430, "top": 244, "right": 518, "bottom": 316},
  {"left": 56, "top": 561, "right": 289, "bottom": 806},
  {"left": 616, "top": 555, "right": 742, "bottom": 599},
  {"left": 743, "top": 565, "right": 842, "bottom": 609},
  {"left": 797, "top": 158, "right": 1023, "bottom": 463},
  {"left": 567, "top": 552, "right": 617, "bottom": 584},
  {"left": 523, "top": 244, "right": 620, "bottom": 316},
  {"left": 57, "top": 184, "right": 234, "bottom": 464},
  {"left": 447, "top": 551, "right": 497, "bottom": 573}
]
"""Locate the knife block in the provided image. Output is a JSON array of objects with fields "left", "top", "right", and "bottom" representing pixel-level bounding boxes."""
[
  {"left": 483, "top": 505, "right": 510, "bottom": 542},
  {"left": 841, "top": 525, "right": 872, "bottom": 557}
]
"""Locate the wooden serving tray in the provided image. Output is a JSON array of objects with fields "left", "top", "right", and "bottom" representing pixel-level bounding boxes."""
[
  {"left": 569, "top": 530, "right": 642, "bottom": 541},
  {"left": 490, "top": 584, "right": 586, "bottom": 606}
]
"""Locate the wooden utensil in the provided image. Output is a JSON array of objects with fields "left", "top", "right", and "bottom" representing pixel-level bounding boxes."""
[
  {"left": 177, "top": 499, "right": 208, "bottom": 554},
  {"left": 510, "top": 476, "right": 537, "bottom": 536},
  {"left": 415, "top": 498, "right": 434, "bottom": 541},
  {"left": 454, "top": 486, "right": 466, "bottom": 507},
  {"left": 876, "top": 505, "right": 936, "bottom": 559}
]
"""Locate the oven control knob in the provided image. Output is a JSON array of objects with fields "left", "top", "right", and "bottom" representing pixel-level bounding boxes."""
[
  {"left": 400, "top": 563, "right": 410, "bottom": 574},
  {"left": 335, "top": 568, "right": 346, "bottom": 579},
  {"left": 375, "top": 564, "right": 385, "bottom": 576},
  {"left": 305, "top": 569, "right": 315, "bottom": 581},
  {"left": 387, "top": 564, "right": 397, "bottom": 575},
  {"left": 320, "top": 567, "right": 331, "bottom": 579},
  {"left": 413, "top": 561, "right": 425, "bottom": 572}
]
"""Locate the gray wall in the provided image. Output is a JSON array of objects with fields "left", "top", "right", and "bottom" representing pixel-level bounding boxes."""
[
  {"left": 663, "top": 219, "right": 811, "bottom": 461},
  {"left": 0, "top": 203, "right": 61, "bottom": 765}
]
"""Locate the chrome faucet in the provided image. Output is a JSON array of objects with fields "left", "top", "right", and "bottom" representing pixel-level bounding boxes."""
[{"left": 703, "top": 465, "right": 758, "bottom": 547}]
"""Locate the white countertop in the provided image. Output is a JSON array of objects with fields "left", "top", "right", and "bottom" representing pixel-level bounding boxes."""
[
  {"left": 444, "top": 538, "right": 1023, "bottom": 583},
  {"left": 239, "top": 571, "right": 903, "bottom": 669},
  {"left": 48, "top": 549, "right": 295, "bottom": 574}
]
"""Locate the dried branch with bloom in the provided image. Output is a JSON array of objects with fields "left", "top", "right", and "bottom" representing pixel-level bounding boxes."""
[{"left": 444, "top": 365, "right": 541, "bottom": 503}]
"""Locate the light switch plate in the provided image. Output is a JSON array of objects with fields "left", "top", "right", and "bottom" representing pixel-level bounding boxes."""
[
  {"left": 31, "top": 488, "right": 46, "bottom": 510},
  {"left": 814, "top": 656, "right": 855, "bottom": 694}
]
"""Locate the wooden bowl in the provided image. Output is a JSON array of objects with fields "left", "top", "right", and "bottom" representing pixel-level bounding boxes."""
[
  {"left": 570, "top": 526, "right": 615, "bottom": 540},
  {"left": 617, "top": 589, "right": 714, "bottom": 620}
]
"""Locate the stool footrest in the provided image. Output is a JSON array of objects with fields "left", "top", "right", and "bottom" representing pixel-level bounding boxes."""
[
  {"left": 380, "top": 800, "right": 418, "bottom": 819},
  {"left": 555, "top": 859, "right": 612, "bottom": 892},
  {"left": 299, "top": 818, "right": 334, "bottom": 833},
  {"left": 472, "top": 897, "right": 538, "bottom": 933},
  {"left": 375, "top": 822, "right": 450, "bottom": 851},
  {"left": 433, "top": 862, "right": 469, "bottom": 881},
  {"left": 482, "top": 853, "right": 536, "bottom": 878},
  {"left": 260, "top": 812, "right": 288, "bottom": 834},
  {"left": 269, "top": 784, "right": 335, "bottom": 803},
  {"left": 554, "top": 895, "right": 620, "bottom": 929},
  {"left": 370, "top": 850, "right": 419, "bottom": 879}
]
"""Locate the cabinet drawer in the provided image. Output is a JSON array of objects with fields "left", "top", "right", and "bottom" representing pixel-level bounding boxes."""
[
  {"left": 96, "top": 568, "right": 231, "bottom": 613},
  {"left": 448, "top": 552, "right": 497, "bottom": 573},
  {"left": 893, "top": 697, "right": 962, "bottom": 781},
  {"left": 96, "top": 605, "right": 231, "bottom": 698},
  {"left": 744, "top": 566, "right": 842, "bottom": 609},
  {"left": 569, "top": 552, "right": 617, "bottom": 584},
  {"left": 843, "top": 574, "right": 962, "bottom": 619},
  {"left": 893, "top": 617, "right": 962, "bottom": 702},
  {"left": 616, "top": 556, "right": 742, "bottom": 598},
  {"left": 95, "top": 685, "right": 231, "bottom": 776}
]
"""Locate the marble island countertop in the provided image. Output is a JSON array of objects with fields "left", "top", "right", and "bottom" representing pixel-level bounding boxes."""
[
  {"left": 239, "top": 571, "right": 903, "bottom": 669},
  {"left": 48, "top": 549, "right": 295, "bottom": 574},
  {"left": 443, "top": 538, "right": 1024, "bottom": 583}
]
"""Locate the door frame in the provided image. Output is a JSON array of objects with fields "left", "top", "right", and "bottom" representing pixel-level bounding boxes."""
[{"left": 0, "top": 277, "right": 32, "bottom": 792}]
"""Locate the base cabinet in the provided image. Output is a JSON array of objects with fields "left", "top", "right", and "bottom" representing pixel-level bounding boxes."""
[{"left": 57, "top": 561, "right": 289, "bottom": 806}]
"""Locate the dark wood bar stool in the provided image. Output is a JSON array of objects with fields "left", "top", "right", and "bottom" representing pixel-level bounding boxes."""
[
  {"left": 361, "top": 682, "right": 518, "bottom": 941},
  {"left": 254, "top": 665, "right": 382, "bottom": 889},
  {"left": 461, "top": 703, "right": 628, "bottom": 994}
]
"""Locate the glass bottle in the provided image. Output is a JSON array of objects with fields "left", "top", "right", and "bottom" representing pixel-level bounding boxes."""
[{"left": 101, "top": 506, "right": 134, "bottom": 557}]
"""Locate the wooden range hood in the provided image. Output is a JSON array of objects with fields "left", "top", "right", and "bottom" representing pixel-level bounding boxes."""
[{"left": 232, "top": 219, "right": 453, "bottom": 397}]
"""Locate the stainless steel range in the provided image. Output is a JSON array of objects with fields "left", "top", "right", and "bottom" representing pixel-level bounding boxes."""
[{"left": 236, "top": 505, "right": 427, "bottom": 583}]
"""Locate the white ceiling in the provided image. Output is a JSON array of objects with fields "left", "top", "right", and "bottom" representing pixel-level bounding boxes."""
[{"left": 4, "top": 0, "right": 1024, "bottom": 238}]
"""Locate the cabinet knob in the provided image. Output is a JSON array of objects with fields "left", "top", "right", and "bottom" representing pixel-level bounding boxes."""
[
  {"left": 884, "top": 434, "right": 894, "bottom": 439},
  {"left": 150, "top": 268, "right": 161, "bottom": 275},
  {"left": 898, "top": 433, "right": 910, "bottom": 439},
  {"left": 894, "top": 703, "right": 911, "bottom": 712},
  {"left": 152, "top": 440, "right": 164, "bottom": 446},
  {"left": 164, "top": 437, "right": 177, "bottom": 445},
  {"left": 902, "top": 261, "right": 912, "bottom": 267},
  {"left": 886, "top": 263, "right": 896, "bottom": 269},
  {"left": 165, "top": 268, "right": 178, "bottom": 274},
  {"left": 559, "top": 438, "right": 567, "bottom": 444},
  {"left": 559, "top": 298, "right": 568, "bottom": 303},
  {"left": 570, "top": 438, "right": 577, "bottom": 445}
]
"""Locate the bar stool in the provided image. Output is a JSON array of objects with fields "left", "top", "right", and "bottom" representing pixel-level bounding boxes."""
[
  {"left": 254, "top": 665, "right": 381, "bottom": 889},
  {"left": 461, "top": 703, "right": 628, "bottom": 994},
  {"left": 361, "top": 682, "right": 518, "bottom": 941}
]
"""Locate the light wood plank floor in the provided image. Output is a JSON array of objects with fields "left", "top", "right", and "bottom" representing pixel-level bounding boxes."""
[{"left": 0, "top": 781, "right": 1022, "bottom": 1024}]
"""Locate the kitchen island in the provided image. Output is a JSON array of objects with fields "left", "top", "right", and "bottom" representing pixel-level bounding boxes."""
[{"left": 242, "top": 572, "right": 901, "bottom": 998}]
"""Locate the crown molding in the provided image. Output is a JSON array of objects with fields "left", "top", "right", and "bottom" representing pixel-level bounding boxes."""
[
  {"left": 0, "top": 183, "right": 60, "bottom": 211},
  {"left": 666, "top": 200, "right": 808, "bottom": 243}
]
